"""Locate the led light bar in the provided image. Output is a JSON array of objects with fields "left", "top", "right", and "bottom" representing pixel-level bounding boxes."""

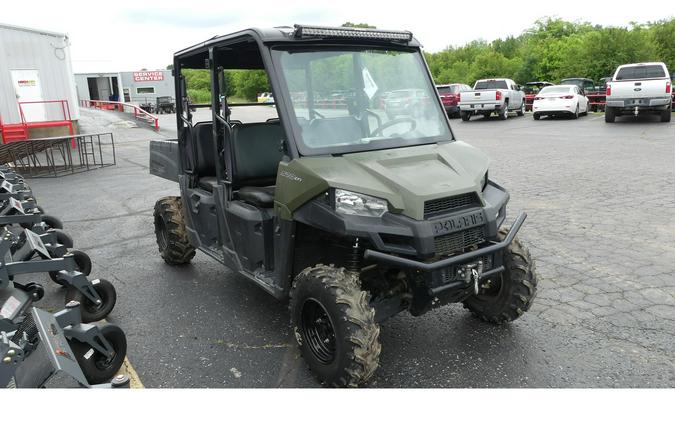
[{"left": 294, "top": 24, "right": 413, "bottom": 42}]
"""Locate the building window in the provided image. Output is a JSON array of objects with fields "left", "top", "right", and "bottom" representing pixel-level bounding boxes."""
[{"left": 136, "top": 87, "right": 155, "bottom": 94}]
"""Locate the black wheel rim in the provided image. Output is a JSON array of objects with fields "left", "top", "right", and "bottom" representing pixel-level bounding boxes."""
[
  {"left": 301, "top": 299, "right": 336, "bottom": 365},
  {"left": 156, "top": 215, "right": 168, "bottom": 250},
  {"left": 477, "top": 275, "right": 505, "bottom": 302},
  {"left": 83, "top": 285, "right": 106, "bottom": 314},
  {"left": 94, "top": 350, "right": 118, "bottom": 371}
]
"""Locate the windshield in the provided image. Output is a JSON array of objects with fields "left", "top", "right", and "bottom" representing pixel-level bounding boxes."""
[
  {"left": 273, "top": 47, "right": 453, "bottom": 156},
  {"left": 540, "top": 86, "right": 573, "bottom": 94},
  {"left": 616, "top": 65, "right": 666, "bottom": 80},
  {"left": 474, "top": 80, "right": 508, "bottom": 90},
  {"left": 437, "top": 86, "right": 459, "bottom": 95}
]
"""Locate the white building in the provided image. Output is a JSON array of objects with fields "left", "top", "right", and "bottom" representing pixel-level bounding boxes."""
[
  {"left": 0, "top": 23, "right": 79, "bottom": 129},
  {"left": 74, "top": 70, "right": 174, "bottom": 105}
]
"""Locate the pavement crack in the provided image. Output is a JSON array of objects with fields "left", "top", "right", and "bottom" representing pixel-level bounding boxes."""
[{"left": 63, "top": 209, "right": 153, "bottom": 223}]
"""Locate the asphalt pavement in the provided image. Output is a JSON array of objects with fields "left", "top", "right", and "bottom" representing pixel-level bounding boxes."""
[{"left": 28, "top": 107, "right": 675, "bottom": 387}]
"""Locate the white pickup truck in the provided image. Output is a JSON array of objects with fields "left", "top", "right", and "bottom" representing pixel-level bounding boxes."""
[
  {"left": 459, "top": 78, "right": 525, "bottom": 121},
  {"left": 605, "top": 62, "right": 672, "bottom": 123}
]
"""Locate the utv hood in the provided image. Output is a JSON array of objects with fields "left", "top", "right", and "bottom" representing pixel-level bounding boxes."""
[{"left": 276, "top": 141, "right": 490, "bottom": 221}]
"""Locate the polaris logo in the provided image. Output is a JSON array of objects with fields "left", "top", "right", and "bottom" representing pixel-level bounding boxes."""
[{"left": 280, "top": 171, "right": 302, "bottom": 182}]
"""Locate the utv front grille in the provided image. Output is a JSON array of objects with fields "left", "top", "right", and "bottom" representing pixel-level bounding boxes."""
[
  {"left": 424, "top": 193, "right": 481, "bottom": 218},
  {"left": 434, "top": 225, "right": 486, "bottom": 256}
]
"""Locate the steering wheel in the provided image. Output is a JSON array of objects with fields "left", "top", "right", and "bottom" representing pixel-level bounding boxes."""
[
  {"left": 362, "top": 109, "right": 382, "bottom": 128},
  {"left": 370, "top": 117, "right": 417, "bottom": 137}
]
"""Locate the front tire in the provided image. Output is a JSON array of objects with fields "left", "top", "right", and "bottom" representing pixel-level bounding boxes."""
[
  {"left": 69, "top": 324, "right": 127, "bottom": 385},
  {"left": 517, "top": 101, "right": 525, "bottom": 116},
  {"left": 463, "top": 228, "right": 537, "bottom": 324},
  {"left": 154, "top": 196, "right": 196, "bottom": 265},
  {"left": 290, "top": 265, "right": 381, "bottom": 387}
]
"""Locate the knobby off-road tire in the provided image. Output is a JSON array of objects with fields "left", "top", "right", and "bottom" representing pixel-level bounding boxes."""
[
  {"left": 290, "top": 264, "right": 381, "bottom": 387},
  {"left": 463, "top": 228, "right": 537, "bottom": 324},
  {"left": 154, "top": 196, "right": 195, "bottom": 265}
]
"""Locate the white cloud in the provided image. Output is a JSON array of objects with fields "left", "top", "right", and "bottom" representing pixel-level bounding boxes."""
[{"left": 2, "top": 0, "right": 673, "bottom": 73}]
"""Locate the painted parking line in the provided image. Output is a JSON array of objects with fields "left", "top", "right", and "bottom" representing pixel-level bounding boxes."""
[
  {"left": 101, "top": 318, "right": 144, "bottom": 388},
  {"left": 116, "top": 357, "right": 144, "bottom": 388}
]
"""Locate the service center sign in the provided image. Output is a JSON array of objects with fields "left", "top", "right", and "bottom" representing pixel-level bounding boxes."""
[{"left": 133, "top": 71, "right": 164, "bottom": 82}]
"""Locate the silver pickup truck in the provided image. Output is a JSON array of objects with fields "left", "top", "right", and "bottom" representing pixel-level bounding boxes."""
[
  {"left": 605, "top": 62, "right": 672, "bottom": 123},
  {"left": 459, "top": 78, "right": 525, "bottom": 121}
]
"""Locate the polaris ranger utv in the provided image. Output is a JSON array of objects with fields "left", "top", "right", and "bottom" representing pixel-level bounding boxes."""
[{"left": 150, "top": 25, "right": 537, "bottom": 387}]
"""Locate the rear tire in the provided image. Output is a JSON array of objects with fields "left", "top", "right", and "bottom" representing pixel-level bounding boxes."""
[
  {"left": 53, "top": 229, "right": 74, "bottom": 248},
  {"left": 533, "top": 113, "right": 540, "bottom": 120},
  {"left": 605, "top": 106, "right": 616, "bottom": 123},
  {"left": 154, "top": 196, "right": 196, "bottom": 265},
  {"left": 572, "top": 105, "right": 579, "bottom": 119},
  {"left": 463, "top": 228, "right": 537, "bottom": 324},
  {"left": 50, "top": 249, "right": 92, "bottom": 286},
  {"left": 65, "top": 278, "right": 117, "bottom": 322},
  {"left": 499, "top": 104, "right": 508, "bottom": 120},
  {"left": 661, "top": 107, "right": 672, "bottom": 123},
  {"left": 41, "top": 214, "right": 63, "bottom": 230},
  {"left": 69, "top": 324, "right": 127, "bottom": 385},
  {"left": 290, "top": 265, "right": 381, "bottom": 387},
  {"left": 460, "top": 111, "right": 471, "bottom": 121}
]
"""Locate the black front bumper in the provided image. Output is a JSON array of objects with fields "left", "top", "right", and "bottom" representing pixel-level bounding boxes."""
[{"left": 364, "top": 211, "right": 526, "bottom": 272}]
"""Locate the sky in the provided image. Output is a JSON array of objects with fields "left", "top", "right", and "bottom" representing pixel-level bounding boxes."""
[{"left": 3, "top": 0, "right": 674, "bottom": 73}]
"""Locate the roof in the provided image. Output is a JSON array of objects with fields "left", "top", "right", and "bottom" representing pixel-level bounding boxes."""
[
  {"left": 0, "top": 22, "right": 66, "bottom": 38},
  {"left": 175, "top": 26, "right": 421, "bottom": 59}
]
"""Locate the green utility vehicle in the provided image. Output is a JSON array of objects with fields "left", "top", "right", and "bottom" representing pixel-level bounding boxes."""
[{"left": 150, "top": 25, "right": 538, "bottom": 387}]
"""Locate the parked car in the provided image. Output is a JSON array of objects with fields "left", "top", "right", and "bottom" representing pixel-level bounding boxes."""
[
  {"left": 605, "top": 62, "right": 671, "bottom": 123},
  {"left": 560, "top": 78, "right": 596, "bottom": 94},
  {"left": 257, "top": 92, "right": 273, "bottom": 103},
  {"left": 522, "top": 82, "right": 553, "bottom": 111},
  {"left": 436, "top": 83, "right": 471, "bottom": 117},
  {"left": 532, "top": 84, "right": 589, "bottom": 120},
  {"left": 459, "top": 78, "right": 525, "bottom": 121},
  {"left": 384, "top": 89, "right": 433, "bottom": 119}
]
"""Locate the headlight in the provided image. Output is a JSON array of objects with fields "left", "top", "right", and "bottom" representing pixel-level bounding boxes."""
[
  {"left": 482, "top": 171, "right": 489, "bottom": 191},
  {"left": 335, "top": 189, "right": 388, "bottom": 217}
]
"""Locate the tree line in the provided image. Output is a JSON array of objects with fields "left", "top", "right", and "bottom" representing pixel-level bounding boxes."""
[
  {"left": 425, "top": 18, "right": 674, "bottom": 85},
  {"left": 175, "top": 18, "right": 674, "bottom": 102}
]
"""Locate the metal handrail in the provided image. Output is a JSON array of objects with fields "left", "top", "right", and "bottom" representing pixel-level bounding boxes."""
[
  {"left": 18, "top": 100, "right": 72, "bottom": 124},
  {"left": 80, "top": 99, "right": 159, "bottom": 131}
]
